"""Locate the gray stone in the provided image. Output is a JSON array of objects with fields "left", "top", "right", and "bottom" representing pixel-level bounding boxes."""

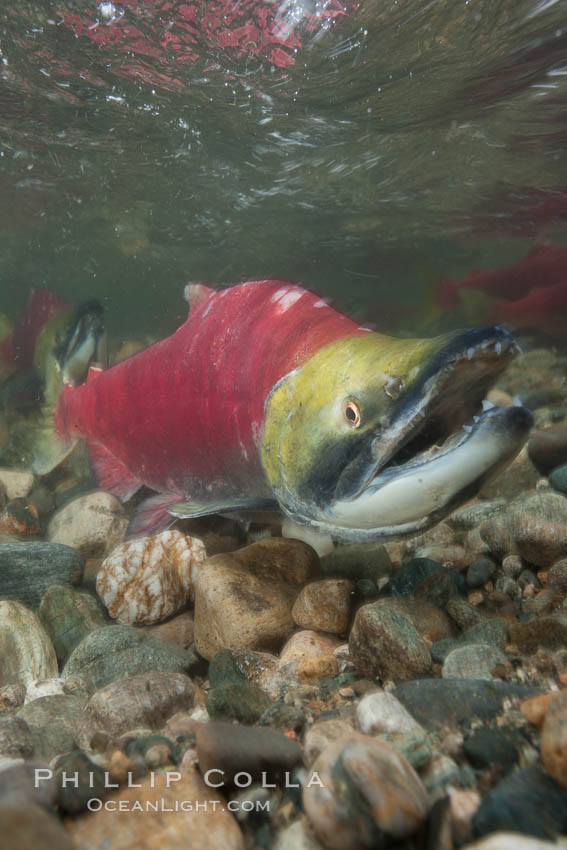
[
  {"left": 0, "top": 542, "right": 82, "bottom": 609},
  {"left": 196, "top": 720, "right": 302, "bottom": 788},
  {"left": 442, "top": 644, "right": 507, "bottom": 680},
  {"left": 62, "top": 624, "right": 199, "bottom": 691},
  {"left": 17, "top": 694, "right": 86, "bottom": 761},
  {"left": 395, "top": 679, "right": 540, "bottom": 731},
  {"left": 39, "top": 585, "right": 109, "bottom": 664},
  {"left": 0, "top": 715, "right": 33, "bottom": 758},
  {"left": 349, "top": 598, "right": 432, "bottom": 681}
]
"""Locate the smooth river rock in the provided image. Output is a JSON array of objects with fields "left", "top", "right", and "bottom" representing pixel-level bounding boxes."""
[
  {"left": 303, "top": 733, "right": 429, "bottom": 850},
  {"left": 0, "top": 541, "right": 82, "bottom": 609},
  {"left": 194, "top": 538, "right": 319, "bottom": 660}
]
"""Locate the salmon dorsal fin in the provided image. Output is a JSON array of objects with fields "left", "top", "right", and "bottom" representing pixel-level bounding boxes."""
[{"left": 183, "top": 283, "right": 215, "bottom": 310}]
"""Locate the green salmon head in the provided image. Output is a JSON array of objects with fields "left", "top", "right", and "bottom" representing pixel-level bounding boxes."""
[{"left": 260, "top": 326, "right": 532, "bottom": 542}]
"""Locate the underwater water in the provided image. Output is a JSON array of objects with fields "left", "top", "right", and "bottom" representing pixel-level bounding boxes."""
[{"left": 1, "top": 0, "right": 567, "bottom": 342}]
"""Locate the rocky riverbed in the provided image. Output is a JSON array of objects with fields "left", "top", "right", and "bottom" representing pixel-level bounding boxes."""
[{"left": 2, "top": 347, "right": 567, "bottom": 848}]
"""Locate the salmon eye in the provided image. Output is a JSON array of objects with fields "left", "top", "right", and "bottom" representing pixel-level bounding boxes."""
[{"left": 344, "top": 400, "right": 361, "bottom": 427}]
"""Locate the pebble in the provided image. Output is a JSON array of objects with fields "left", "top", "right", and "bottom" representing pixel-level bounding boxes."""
[
  {"left": 0, "top": 601, "right": 58, "bottom": 686},
  {"left": 472, "top": 767, "right": 567, "bottom": 840},
  {"left": 355, "top": 690, "right": 425, "bottom": 736},
  {"left": 509, "top": 613, "right": 567, "bottom": 652},
  {"left": 194, "top": 538, "right": 319, "bottom": 660},
  {"left": 0, "top": 759, "right": 57, "bottom": 810},
  {"left": 466, "top": 558, "right": 496, "bottom": 588},
  {"left": 0, "top": 802, "right": 75, "bottom": 850},
  {"left": 388, "top": 557, "right": 464, "bottom": 605},
  {"left": 47, "top": 490, "right": 128, "bottom": 556},
  {"left": 62, "top": 624, "right": 199, "bottom": 691},
  {"left": 279, "top": 630, "right": 341, "bottom": 682},
  {"left": 0, "top": 683, "right": 25, "bottom": 714},
  {"left": 551, "top": 463, "right": 567, "bottom": 495},
  {"left": 0, "top": 715, "right": 33, "bottom": 759},
  {"left": 480, "top": 492, "right": 567, "bottom": 567},
  {"left": 0, "top": 541, "right": 82, "bottom": 608},
  {"left": 394, "top": 679, "right": 540, "bottom": 731},
  {"left": 348, "top": 598, "right": 432, "bottom": 680},
  {"left": 66, "top": 766, "right": 245, "bottom": 850},
  {"left": 541, "top": 689, "right": 567, "bottom": 788},
  {"left": 209, "top": 648, "right": 279, "bottom": 689},
  {"left": 39, "top": 584, "right": 108, "bottom": 664},
  {"left": 96, "top": 530, "right": 206, "bottom": 625},
  {"left": 502, "top": 554, "right": 524, "bottom": 578},
  {"left": 141, "top": 609, "right": 195, "bottom": 647},
  {"left": 53, "top": 749, "right": 109, "bottom": 814},
  {"left": 0, "top": 469, "right": 34, "bottom": 500},
  {"left": 442, "top": 643, "right": 508, "bottom": 681},
  {"left": 303, "top": 719, "right": 356, "bottom": 767},
  {"left": 196, "top": 720, "right": 302, "bottom": 787},
  {"left": 291, "top": 579, "right": 353, "bottom": 634},
  {"left": 206, "top": 681, "right": 272, "bottom": 724},
  {"left": 464, "top": 728, "right": 520, "bottom": 771},
  {"left": 0, "top": 498, "right": 41, "bottom": 537},
  {"left": 303, "top": 733, "right": 429, "bottom": 850},
  {"left": 75, "top": 671, "right": 194, "bottom": 750},
  {"left": 17, "top": 694, "right": 86, "bottom": 761},
  {"left": 548, "top": 559, "right": 567, "bottom": 593},
  {"left": 449, "top": 500, "right": 508, "bottom": 530},
  {"left": 459, "top": 618, "right": 509, "bottom": 650},
  {"left": 521, "top": 691, "right": 559, "bottom": 726},
  {"left": 448, "top": 786, "right": 482, "bottom": 846}
]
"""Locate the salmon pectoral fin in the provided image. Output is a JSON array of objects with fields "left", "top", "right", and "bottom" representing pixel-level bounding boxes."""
[
  {"left": 87, "top": 440, "right": 143, "bottom": 502},
  {"left": 127, "top": 492, "right": 183, "bottom": 538},
  {"left": 168, "top": 496, "right": 280, "bottom": 520}
]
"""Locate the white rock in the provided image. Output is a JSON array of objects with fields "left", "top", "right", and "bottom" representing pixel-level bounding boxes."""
[
  {"left": 48, "top": 490, "right": 128, "bottom": 556},
  {"left": 356, "top": 690, "right": 425, "bottom": 736},
  {"left": 0, "top": 469, "right": 34, "bottom": 500},
  {"left": 97, "top": 530, "right": 207, "bottom": 625},
  {"left": 461, "top": 833, "right": 565, "bottom": 850},
  {"left": 24, "top": 678, "right": 66, "bottom": 704}
]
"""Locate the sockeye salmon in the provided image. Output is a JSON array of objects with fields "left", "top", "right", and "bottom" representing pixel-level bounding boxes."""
[{"left": 34, "top": 279, "right": 533, "bottom": 547}]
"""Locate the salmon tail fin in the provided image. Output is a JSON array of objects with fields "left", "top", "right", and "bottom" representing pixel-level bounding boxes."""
[
  {"left": 30, "top": 362, "right": 76, "bottom": 476},
  {"left": 30, "top": 299, "right": 106, "bottom": 476}
]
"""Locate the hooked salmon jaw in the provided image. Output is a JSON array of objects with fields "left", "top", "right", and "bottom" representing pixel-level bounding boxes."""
[{"left": 284, "top": 326, "right": 532, "bottom": 542}]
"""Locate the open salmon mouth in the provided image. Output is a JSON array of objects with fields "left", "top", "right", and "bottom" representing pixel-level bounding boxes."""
[{"left": 319, "top": 325, "right": 533, "bottom": 541}]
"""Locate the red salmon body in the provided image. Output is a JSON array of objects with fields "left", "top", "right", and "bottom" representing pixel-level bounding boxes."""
[{"left": 56, "top": 280, "right": 369, "bottom": 520}]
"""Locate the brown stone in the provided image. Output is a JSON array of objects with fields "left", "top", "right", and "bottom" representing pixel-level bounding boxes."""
[
  {"left": 194, "top": 538, "right": 319, "bottom": 660},
  {"left": 541, "top": 689, "right": 567, "bottom": 788},
  {"left": 292, "top": 579, "right": 353, "bottom": 635},
  {"left": 280, "top": 630, "right": 341, "bottom": 682},
  {"left": 520, "top": 691, "right": 560, "bottom": 727},
  {"left": 65, "top": 766, "right": 244, "bottom": 850},
  {"left": 303, "top": 733, "right": 429, "bottom": 849},
  {"left": 0, "top": 802, "right": 74, "bottom": 850},
  {"left": 509, "top": 614, "right": 567, "bottom": 652},
  {"left": 75, "top": 671, "right": 194, "bottom": 750},
  {"left": 196, "top": 720, "right": 302, "bottom": 788},
  {"left": 141, "top": 610, "right": 194, "bottom": 647}
]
